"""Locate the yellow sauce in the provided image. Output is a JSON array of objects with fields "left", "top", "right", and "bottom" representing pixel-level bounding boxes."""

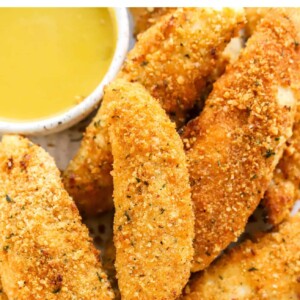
[{"left": 0, "top": 8, "right": 117, "bottom": 121}]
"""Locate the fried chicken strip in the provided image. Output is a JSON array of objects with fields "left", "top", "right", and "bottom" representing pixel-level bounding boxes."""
[
  {"left": 120, "top": 7, "right": 245, "bottom": 126},
  {"left": 107, "top": 79, "right": 194, "bottom": 299},
  {"left": 0, "top": 135, "right": 114, "bottom": 299},
  {"left": 265, "top": 118, "right": 300, "bottom": 221},
  {"left": 129, "top": 7, "right": 174, "bottom": 36},
  {"left": 130, "top": 7, "right": 245, "bottom": 71},
  {"left": 182, "top": 213, "right": 300, "bottom": 300},
  {"left": 63, "top": 7, "right": 245, "bottom": 216},
  {"left": 263, "top": 108, "right": 300, "bottom": 225},
  {"left": 63, "top": 92, "right": 114, "bottom": 216},
  {"left": 182, "top": 8, "right": 300, "bottom": 272},
  {"left": 245, "top": 8, "right": 300, "bottom": 225},
  {"left": 130, "top": 7, "right": 244, "bottom": 78}
]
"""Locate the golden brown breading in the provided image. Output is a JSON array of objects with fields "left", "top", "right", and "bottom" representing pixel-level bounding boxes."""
[
  {"left": 106, "top": 79, "right": 194, "bottom": 299},
  {"left": 130, "top": 7, "right": 244, "bottom": 76},
  {"left": 0, "top": 135, "right": 114, "bottom": 300},
  {"left": 245, "top": 8, "right": 271, "bottom": 36},
  {"left": 245, "top": 8, "right": 300, "bottom": 225},
  {"left": 63, "top": 7, "right": 245, "bottom": 217},
  {"left": 129, "top": 7, "right": 174, "bottom": 36},
  {"left": 182, "top": 213, "right": 300, "bottom": 300},
  {"left": 182, "top": 8, "right": 300, "bottom": 272},
  {"left": 263, "top": 109, "right": 300, "bottom": 225},
  {"left": 260, "top": 13, "right": 300, "bottom": 226},
  {"left": 120, "top": 7, "right": 245, "bottom": 126},
  {"left": 129, "top": 7, "right": 245, "bottom": 112},
  {"left": 0, "top": 282, "right": 7, "bottom": 300},
  {"left": 63, "top": 91, "right": 114, "bottom": 216}
]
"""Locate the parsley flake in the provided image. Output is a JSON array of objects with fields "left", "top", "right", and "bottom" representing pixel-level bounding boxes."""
[{"left": 5, "top": 195, "right": 12, "bottom": 202}]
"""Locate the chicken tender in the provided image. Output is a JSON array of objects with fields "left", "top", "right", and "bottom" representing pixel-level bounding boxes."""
[
  {"left": 263, "top": 110, "right": 300, "bottom": 225},
  {"left": 130, "top": 7, "right": 245, "bottom": 72},
  {"left": 245, "top": 8, "right": 300, "bottom": 225},
  {"left": 120, "top": 7, "right": 245, "bottom": 126},
  {"left": 182, "top": 8, "right": 300, "bottom": 272},
  {"left": 182, "top": 213, "right": 300, "bottom": 300},
  {"left": 63, "top": 94, "right": 114, "bottom": 216},
  {"left": 130, "top": 7, "right": 245, "bottom": 87},
  {"left": 130, "top": 7, "right": 174, "bottom": 36},
  {"left": 107, "top": 79, "right": 194, "bottom": 299},
  {"left": 0, "top": 135, "right": 113, "bottom": 299},
  {"left": 129, "top": 7, "right": 244, "bottom": 63},
  {"left": 63, "top": 8, "right": 245, "bottom": 216}
]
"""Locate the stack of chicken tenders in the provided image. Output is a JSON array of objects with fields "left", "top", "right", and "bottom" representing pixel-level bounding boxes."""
[{"left": 1, "top": 7, "right": 300, "bottom": 299}]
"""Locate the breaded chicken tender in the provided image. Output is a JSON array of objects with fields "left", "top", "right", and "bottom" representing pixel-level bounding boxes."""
[
  {"left": 130, "top": 7, "right": 174, "bottom": 36},
  {"left": 245, "top": 8, "right": 300, "bottom": 225},
  {"left": 262, "top": 76, "right": 300, "bottom": 228},
  {"left": 0, "top": 135, "right": 114, "bottom": 299},
  {"left": 106, "top": 79, "right": 194, "bottom": 299},
  {"left": 263, "top": 110, "right": 300, "bottom": 225},
  {"left": 63, "top": 8, "right": 245, "bottom": 216},
  {"left": 182, "top": 213, "right": 300, "bottom": 300},
  {"left": 120, "top": 7, "right": 245, "bottom": 126},
  {"left": 182, "top": 8, "right": 300, "bottom": 272},
  {"left": 130, "top": 7, "right": 245, "bottom": 85},
  {"left": 63, "top": 92, "right": 114, "bottom": 216}
]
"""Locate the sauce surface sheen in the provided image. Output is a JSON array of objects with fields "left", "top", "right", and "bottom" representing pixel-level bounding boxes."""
[{"left": 0, "top": 8, "right": 116, "bottom": 121}]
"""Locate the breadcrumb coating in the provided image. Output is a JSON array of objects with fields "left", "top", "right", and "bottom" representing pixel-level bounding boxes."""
[
  {"left": 63, "top": 88, "right": 114, "bottom": 216},
  {"left": 129, "top": 7, "right": 174, "bottom": 36},
  {"left": 63, "top": 7, "right": 245, "bottom": 217},
  {"left": 245, "top": 8, "right": 300, "bottom": 225},
  {"left": 245, "top": 8, "right": 271, "bottom": 36},
  {"left": 248, "top": 10, "right": 300, "bottom": 226},
  {"left": 263, "top": 109, "right": 300, "bottom": 225},
  {"left": 106, "top": 79, "right": 194, "bottom": 299},
  {"left": 120, "top": 7, "right": 245, "bottom": 126},
  {"left": 182, "top": 213, "right": 300, "bottom": 300},
  {"left": 0, "top": 135, "right": 114, "bottom": 300},
  {"left": 182, "top": 8, "right": 300, "bottom": 272},
  {"left": 0, "top": 282, "right": 7, "bottom": 300},
  {"left": 130, "top": 7, "right": 245, "bottom": 101}
]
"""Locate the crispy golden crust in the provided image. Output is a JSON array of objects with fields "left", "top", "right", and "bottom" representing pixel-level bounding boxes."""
[
  {"left": 105, "top": 79, "right": 194, "bottom": 299},
  {"left": 263, "top": 110, "right": 300, "bottom": 225},
  {"left": 63, "top": 7, "right": 245, "bottom": 217},
  {"left": 130, "top": 7, "right": 244, "bottom": 86},
  {"left": 182, "top": 9, "right": 300, "bottom": 272},
  {"left": 0, "top": 135, "right": 114, "bottom": 300},
  {"left": 182, "top": 213, "right": 300, "bottom": 300},
  {"left": 63, "top": 94, "right": 114, "bottom": 216},
  {"left": 262, "top": 14, "right": 300, "bottom": 226},
  {"left": 245, "top": 8, "right": 271, "bottom": 36},
  {"left": 0, "top": 282, "right": 7, "bottom": 300},
  {"left": 245, "top": 8, "right": 300, "bottom": 225},
  {"left": 130, "top": 8, "right": 174, "bottom": 36},
  {"left": 120, "top": 7, "right": 245, "bottom": 126}
]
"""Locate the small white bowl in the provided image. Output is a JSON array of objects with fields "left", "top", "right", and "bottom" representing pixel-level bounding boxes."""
[{"left": 0, "top": 8, "right": 129, "bottom": 135}]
